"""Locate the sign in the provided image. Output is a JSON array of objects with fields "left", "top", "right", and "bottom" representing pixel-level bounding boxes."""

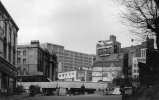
[
  {"left": 92, "top": 72, "right": 102, "bottom": 76},
  {"left": 124, "top": 87, "right": 132, "bottom": 95},
  {"left": 92, "top": 67, "right": 102, "bottom": 71}
]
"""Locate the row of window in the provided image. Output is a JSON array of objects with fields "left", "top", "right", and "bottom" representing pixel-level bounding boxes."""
[
  {"left": 17, "top": 51, "right": 26, "bottom": 56},
  {"left": 134, "top": 69, "right": 139, "bottom": 73},
  {"left": 17, "top": 58, "right": 26, "bottom": 65},
  {"left": 134, "top": 75, "right": 139, "bottom": 78}
]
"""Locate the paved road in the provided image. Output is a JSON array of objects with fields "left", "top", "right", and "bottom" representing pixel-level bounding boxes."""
[{"left": 21, "top": 95, "right": 121, "bottom": 100}]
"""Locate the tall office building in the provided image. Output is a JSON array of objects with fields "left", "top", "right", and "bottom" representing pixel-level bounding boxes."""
[{"left": 40, "top": 43, "right": 94, "bottom": 72}]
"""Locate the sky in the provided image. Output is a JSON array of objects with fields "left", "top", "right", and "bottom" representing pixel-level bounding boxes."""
[{"left": 1, "top": 0, "right": 134, "bottom": 54}]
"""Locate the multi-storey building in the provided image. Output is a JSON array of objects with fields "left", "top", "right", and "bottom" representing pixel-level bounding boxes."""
[
  {"left": 120, "top": 38, "right": 154, "bottom": 78},
  {"left": 0, "top": 1, "right": 19, "bottom": 93},
  {"left": 92, "top": 35, "right": 125, "bottom": 82},
  {"left": 17, "top": 41, "right": 58, "bottom": 81},
  {"left": 96, "top": 35, "right": 121, "bottom": 60},
  {"left": 40, "top": 43, "right": 94, "bottom": 72}
]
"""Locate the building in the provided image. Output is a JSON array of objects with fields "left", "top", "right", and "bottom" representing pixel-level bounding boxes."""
[
  {"left": 120, "top": 38, "right": 153, "bottom": 77},
  {"left": 0, "top": 1, "right": 19, "bottom": 93},
  {"left": 58, "top": 70, "right": 92, "bottom": 82},
  {"left": 96, "top": 35, "right": 121, "bottom": 60},
  {"left": 40, "top": 43, "right": 94, "bottom": 72},
  {"left": 92, "top": 35, "right": 125, "bottom": 82},
  {"left": 17, "top": 41, "right": 58, "bottom": 81},
  {"left": 92, "top": 53, "right": 125, "bottom": 82},
  {"left": 132, "top": 57, "right": 146, "bottom": 79}
]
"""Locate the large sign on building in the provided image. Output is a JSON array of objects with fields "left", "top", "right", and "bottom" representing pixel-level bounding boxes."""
[{"left": 96, "top": 40, "right": 113, "bottom": 57}]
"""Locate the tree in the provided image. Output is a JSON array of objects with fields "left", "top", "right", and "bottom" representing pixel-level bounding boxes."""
[{"left": 117, "top": 0, "right": 159, "bottom": 51}]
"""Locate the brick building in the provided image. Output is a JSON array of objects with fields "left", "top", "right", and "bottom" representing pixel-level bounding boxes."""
[
  {"left": 0, "top": 1, "right": 19, "bottom": 94},
  {"left": 17, "top": 41, "right": 58, "bottom": 81}
]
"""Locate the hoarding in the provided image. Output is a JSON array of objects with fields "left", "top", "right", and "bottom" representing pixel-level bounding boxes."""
[
  {"left": 92, "top": 77, "right": 102, "bottom": 82},
  {"left": 92, "top": 72, "right": 102, "bottom": 76},
  {"left": 92, "top": 67, "right": 102, "bottom": 71}
]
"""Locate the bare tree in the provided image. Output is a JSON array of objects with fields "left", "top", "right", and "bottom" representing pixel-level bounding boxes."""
[{"left": 118, "top": 0, "right": 159, "bottom": 50}]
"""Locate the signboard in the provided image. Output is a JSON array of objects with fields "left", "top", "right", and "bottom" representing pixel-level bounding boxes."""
[
  {"left": 77, "top": 72, "right": 85, "bottom": 78},
  {"left": 97, "top": 41, "right": 113, "bottom": 57},
  {"left": 124, "top": 87, "right": 132, "bottom": 95},
  {"left": 102, "top": 72, "right": 108, "bottom": 77},
  {"left": 92, "top": 77, "right": 102, "bottom": 82},
  {"left": 92, "top": 67, "right": 102, "bottom": 71},
  {"left": 92, "top": 72, "right": 102, "bottom": 76}
]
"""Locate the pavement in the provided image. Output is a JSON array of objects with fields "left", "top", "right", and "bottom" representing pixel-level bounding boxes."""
[
  {"left": 0, "top": 94, "right": 29, "bottom": 100},
  {"left": 0, "top": 94, "right": 121, "bottom": 100}
]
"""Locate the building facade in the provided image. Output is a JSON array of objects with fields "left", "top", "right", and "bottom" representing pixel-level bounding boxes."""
[
  {"left": 40, "top": 43, "right": 94, "bottom": 72},
  {"left": 96, "top": 35, "right": 121, "bottom": 60},
  {"left": 92, "top": 53, "right": 124, "bottom": 82},
  {"left": 58, "top": 70, "right": 92, "bottom": 82},
  {"left": 0, "top": 1, "right": 19, "bottom": 94},
  {"left": 17, "top": 41, "right": 58, "bottom": 81},
  {"left": 132, "top": 57, "right": 146, "bottom": 79},
  {"left": 92, "top": 35, "right": 124, "bottom": 82}
]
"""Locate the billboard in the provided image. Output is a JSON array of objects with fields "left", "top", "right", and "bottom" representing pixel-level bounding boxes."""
[
  {"left": 97, "top": 40, "right": 113, "bottom": 57},
  {"left": 92, "top": 72, "right": 102, "bottom": 76},
  {"left": 92, "top": 67, "right": 102, "bottom": 71}
]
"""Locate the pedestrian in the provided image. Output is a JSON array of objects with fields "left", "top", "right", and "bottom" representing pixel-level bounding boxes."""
[{"left": 81, "top": 84, "right": 85, "bottom": 95}]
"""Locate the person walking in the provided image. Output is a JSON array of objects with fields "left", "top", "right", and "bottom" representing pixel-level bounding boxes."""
[{"left": 81, "top": 84, "right": 85, "bottom": 95}]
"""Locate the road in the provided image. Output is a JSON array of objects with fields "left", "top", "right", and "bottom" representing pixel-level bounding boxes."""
[{"left": 21, "top": 95, "right": 121, "bottom": 100}]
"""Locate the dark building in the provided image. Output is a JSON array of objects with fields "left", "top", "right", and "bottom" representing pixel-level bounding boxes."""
[
  {"left": 17, "top": 40, "right": 58, "bottom": 82},
  {"left": 0, "top": 1, "right": 19, "bottom": 94}
]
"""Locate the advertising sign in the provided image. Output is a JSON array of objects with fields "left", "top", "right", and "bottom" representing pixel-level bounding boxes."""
[
  {"left": 92, "top": 67, "right": 102, "bottom": 71},
  {"left": 77, "top": 72, "right": 85, "bottom": 78},
  {"left": 92, "top": 72, "right": 102, "bottom": 76}
]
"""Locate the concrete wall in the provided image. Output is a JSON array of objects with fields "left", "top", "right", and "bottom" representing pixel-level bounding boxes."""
[{"left": 17, "top": 81, "right": 108, "bottom": 90}]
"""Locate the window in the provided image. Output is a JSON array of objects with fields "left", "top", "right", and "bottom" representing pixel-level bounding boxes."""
[
  {"left": 59, "top": 75, "right": 61, "bottom": 77},
  {"left": 134, "top": 69, "right": 136, "bottom": 73},
  {"left": 17, "top": 51, "right": 21, "bottom": 56},
  {"left": 23, "top": 51, "right": 26, "bottom": 56},
  {"left": 17, "top": 58, "right": 21, "bottom": 65},
  {"left": 134, "top": 64, "right": 137, "bottom": 67},
  {"left": 137, "top": 69, "right": 139, "bottom": 73},
  {"left": 134, "top": 75, "right": 137, "bottom": 78},
  {"left": 72, "top": 73, "right": 74, "bottom": 75},
  {"left": 23, "top": 59, "right": 26, "bottom": 64},
  {"left": 141, "top": 48, "right": 146, "bottom": 58}
]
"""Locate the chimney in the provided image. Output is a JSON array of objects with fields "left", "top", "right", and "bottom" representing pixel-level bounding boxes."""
[
  {"left": 31, "top": 40, "right": 40, "bottom": 46},
  {"left": 110, "top": 35, "right": 116, "bottom": 41}
]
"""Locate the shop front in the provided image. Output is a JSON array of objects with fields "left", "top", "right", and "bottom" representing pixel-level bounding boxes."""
[{"left": 0, "top": 57, "right": 17, "bottom": 95}]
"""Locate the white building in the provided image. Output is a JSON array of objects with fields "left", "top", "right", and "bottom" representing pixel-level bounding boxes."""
[{"left": 132, "top": 48, "right": 146, "bottom": 79}]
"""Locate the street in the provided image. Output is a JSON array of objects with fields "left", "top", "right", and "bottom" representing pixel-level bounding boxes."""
[{"left": 22, "top": 95, "right": 121, "bottom": 100}]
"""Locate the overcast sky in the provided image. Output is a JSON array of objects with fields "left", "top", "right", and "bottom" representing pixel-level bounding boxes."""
[{"left": 1, "top": 0, "right": 134, "bottom": 54}]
